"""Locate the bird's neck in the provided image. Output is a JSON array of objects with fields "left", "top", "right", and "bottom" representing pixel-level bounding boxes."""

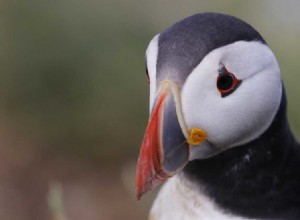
[{"left": 183, "top": 89, "right": 300, "bottom": 219}]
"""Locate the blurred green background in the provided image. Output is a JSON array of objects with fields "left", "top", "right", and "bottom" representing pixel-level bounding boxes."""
[{"left": 0, "top": 0, "right": 299, "bottom": 219}]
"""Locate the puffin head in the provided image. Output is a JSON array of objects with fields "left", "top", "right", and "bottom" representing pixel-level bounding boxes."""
[{"left": 136, "top": 12, "right": 282, "bottom": 199}]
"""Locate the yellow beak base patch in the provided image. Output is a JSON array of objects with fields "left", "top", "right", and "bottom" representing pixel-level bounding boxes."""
[{"left": 187, "top": 128, "right": 207, "bottom": 145}]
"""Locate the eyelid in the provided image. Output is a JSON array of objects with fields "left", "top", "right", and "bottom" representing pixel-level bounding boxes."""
[{"left": 218, "top": 64, "right": 230, "bottom": 75}]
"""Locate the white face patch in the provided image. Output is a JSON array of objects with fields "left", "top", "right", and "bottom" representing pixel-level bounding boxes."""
[
  {"left": 145, "top": 34, "right": 159, "bottom": 112},
  {"left": 181, "top": 41, "right": 282, "bottom": 159}
]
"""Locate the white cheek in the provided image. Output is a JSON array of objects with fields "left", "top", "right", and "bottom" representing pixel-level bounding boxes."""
[
  {"left": 181, "top": 41, "right": 282, "bottom": 149},
  {"left": 146, "top": 34, "right": 159, "bottom": 111}
]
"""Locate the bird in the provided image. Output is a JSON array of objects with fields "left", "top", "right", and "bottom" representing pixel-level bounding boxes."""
[{"left": 135, "top": 12, "right": 300, "bottom": 220}]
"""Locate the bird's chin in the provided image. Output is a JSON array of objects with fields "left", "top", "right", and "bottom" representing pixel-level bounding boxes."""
[{"left": 189, "top": 141, "right": 223, "bottom": 161}]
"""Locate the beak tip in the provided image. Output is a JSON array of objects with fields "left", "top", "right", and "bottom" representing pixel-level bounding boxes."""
[
  {"left": 135, "top": 174, "right": 153, "bottom": 200},
  {"left": 136, "top": 170, "right": 167, "bottom": 200},
  {"left": 135, "top": 183, "right": 148, "bottom": 201},
  {"left": 135, "top": 168, "right": 149, "bottom": 200},
  {"left": 136, "top": 187, "right": 145, "bottom": 200},
  {"left": 136, "top": 192, "right": 141, "bottom": 201}
]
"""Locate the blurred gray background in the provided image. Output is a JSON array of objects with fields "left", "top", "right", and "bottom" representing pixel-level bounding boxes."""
[{"left": 0, "top": 0, "right": 299, "bottom": 219}]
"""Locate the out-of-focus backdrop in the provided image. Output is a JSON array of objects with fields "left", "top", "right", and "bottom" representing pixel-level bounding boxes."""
[{"left": 0, "top": 0, "right": 299, "bottom": 219}]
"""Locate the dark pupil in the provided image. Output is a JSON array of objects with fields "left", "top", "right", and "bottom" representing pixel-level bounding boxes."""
[{"left": 217, "top": 74, "right": 234, "bottom": 90}]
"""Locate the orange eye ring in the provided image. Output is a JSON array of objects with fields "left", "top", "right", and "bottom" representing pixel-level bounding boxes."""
[{"left": 217, "top": 66, "right": 241, "bottom": 97}]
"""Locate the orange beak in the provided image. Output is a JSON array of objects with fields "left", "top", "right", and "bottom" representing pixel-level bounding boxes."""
[{"left": 136, "top": 81, "right": 189, "bottom": 200}]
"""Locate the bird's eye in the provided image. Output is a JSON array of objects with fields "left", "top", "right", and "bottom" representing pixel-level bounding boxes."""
[
  {"left": 145, "top": 66, "right": 150, "bottom": 83},
  {"left": 217, "top": 65, "right": 241, "bottom": 97}
]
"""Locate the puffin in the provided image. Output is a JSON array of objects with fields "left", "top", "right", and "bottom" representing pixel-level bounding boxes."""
[{"left": 136, "top": 12, "right": 300, "bottom": 220}]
